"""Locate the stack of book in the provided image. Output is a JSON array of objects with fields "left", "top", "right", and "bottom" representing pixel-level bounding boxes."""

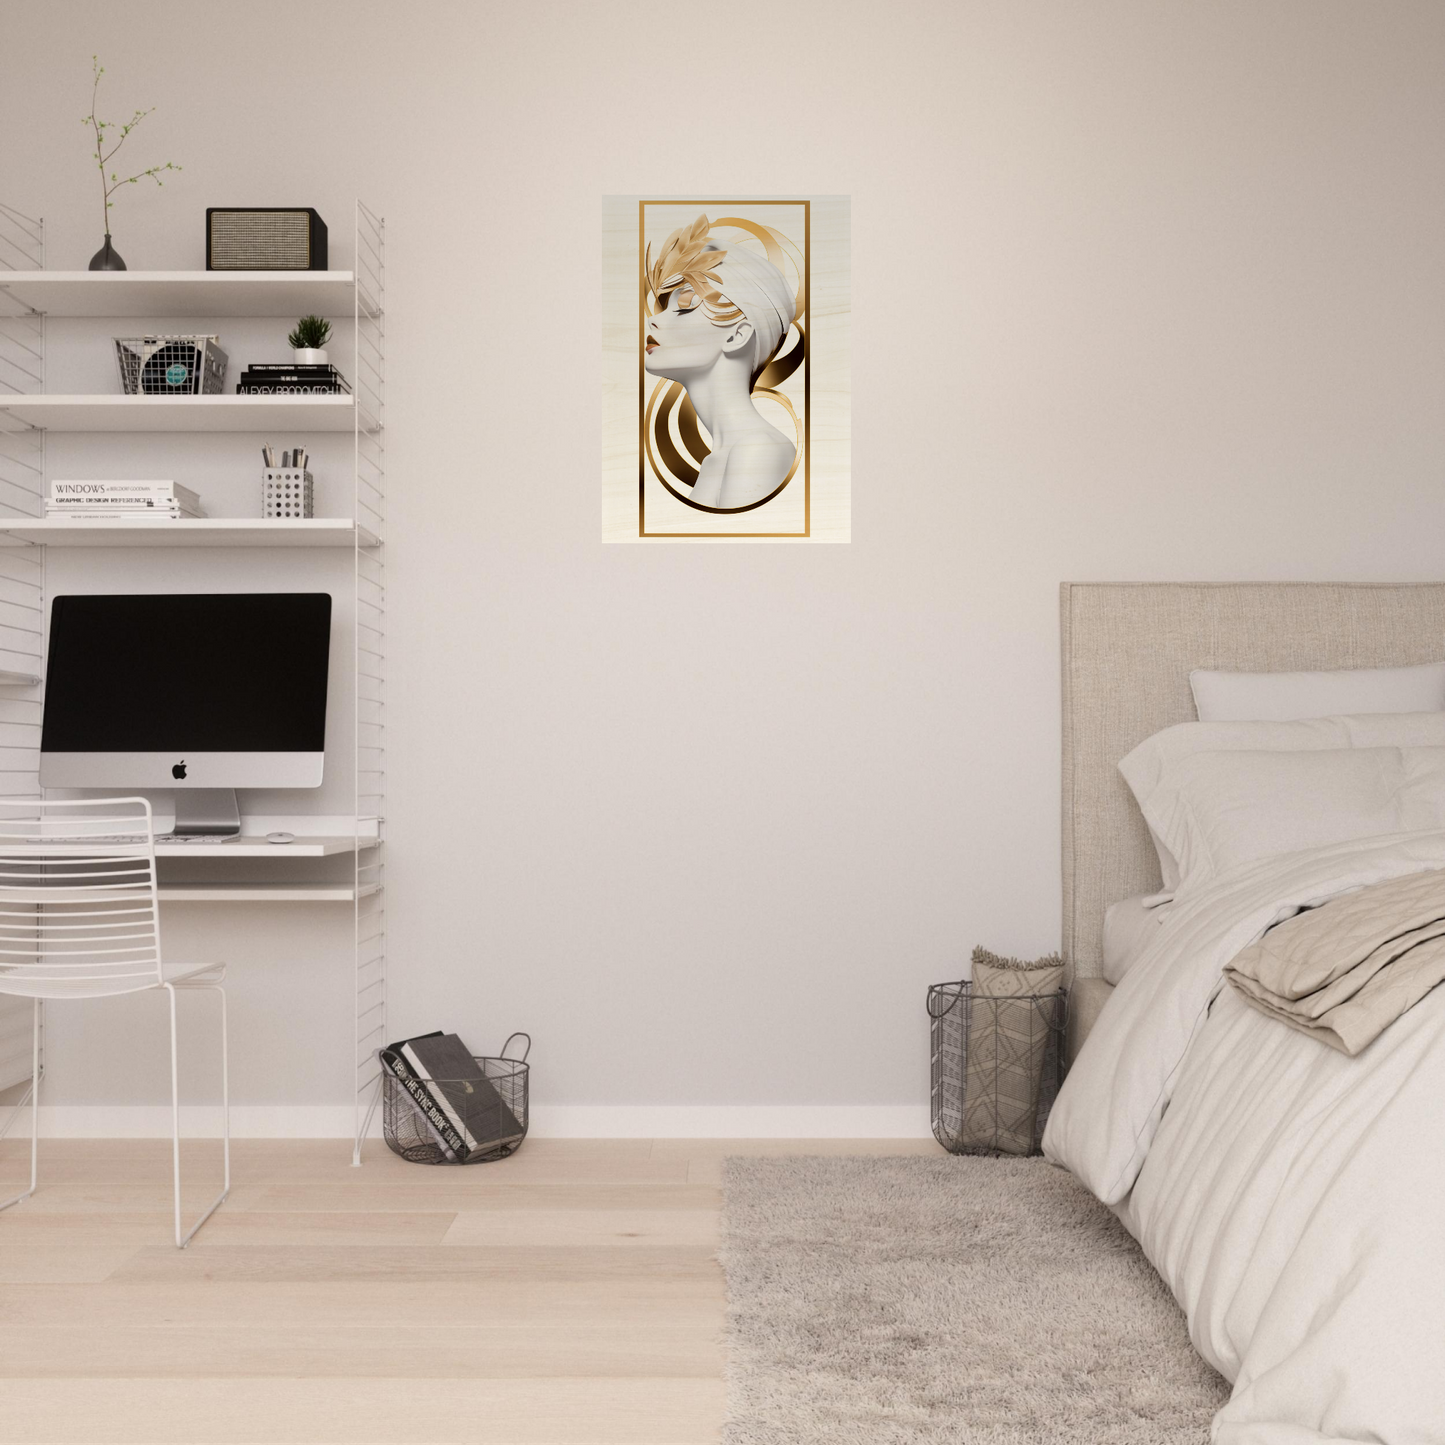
[
  {"left": 47, "top": 480, "right": 205, "bottom": 519},
  {"left": 380, "top": 1032, "right": 526, "bottom": 1162},
  {"left": 236, "top": 363, "right": 351, "bottom": 396}
]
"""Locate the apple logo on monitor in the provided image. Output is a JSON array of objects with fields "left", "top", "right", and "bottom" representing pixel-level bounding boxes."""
[{"left": 172, "top": 761, "right": 187, "bottom": 780}]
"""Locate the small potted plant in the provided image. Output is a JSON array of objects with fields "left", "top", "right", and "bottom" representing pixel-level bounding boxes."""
[{"left": 288, "top": 315, "right": 332, "bottom": 365}]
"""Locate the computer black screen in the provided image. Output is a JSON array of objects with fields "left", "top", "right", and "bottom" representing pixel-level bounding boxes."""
[{"left": 42, "top": 593, "right": 332, "bottom": 753}]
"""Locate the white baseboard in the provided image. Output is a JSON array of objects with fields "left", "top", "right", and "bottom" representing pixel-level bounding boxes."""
[
  {"left": 24, "top": 1105, "right": 370, "bottom": 1139},
  {"left": 12, "top": 1103, "right": 933, "bottom": 1140},
  {"left": 528, "top": 1106, "right": 933, "bottom": 1138}
]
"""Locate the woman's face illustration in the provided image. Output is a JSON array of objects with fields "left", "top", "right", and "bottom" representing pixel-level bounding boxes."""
[{"left": 644, "top": 285, "right": 730, "bottom": 380}]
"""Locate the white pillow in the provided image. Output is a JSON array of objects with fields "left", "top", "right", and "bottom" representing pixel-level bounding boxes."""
[
  {"left": 1119, "top": 712, "right": 1445, "bottom": 893},
  {"left": 1133, "top": 746, "right": 1445, "bottom": 899},
  {"left": 1190, "top": 661, "right": 1445, "bottom": 722},
  {"left": 1102, "top": 894, "right": 1166, "bottom": 985}
]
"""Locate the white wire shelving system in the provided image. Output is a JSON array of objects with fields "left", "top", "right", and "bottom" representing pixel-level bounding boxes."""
[
  {"left": 350, "top": 203, "right": 387, "bottom": 1162},
  {"left": 0, "top": 201, "right": 46, "bottom": 1112},
  {"left": 0, "top": 201, "right": 387, "bottom": 1164}
]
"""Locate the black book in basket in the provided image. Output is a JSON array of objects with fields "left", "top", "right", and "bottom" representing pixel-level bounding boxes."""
[
  {"left": 378, "top": 1033, "right": 462, "bottom": 1160},
  {"left": 381, "top": 1032, "right": 529, "bottom": 1164},
  {"left": 405, "top": 1033, "right": 524, "bottom": 1160}
]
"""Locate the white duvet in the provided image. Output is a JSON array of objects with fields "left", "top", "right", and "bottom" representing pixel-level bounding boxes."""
[{"left": 1044, "top": 831, "right": 1445, "bottom": 1445}]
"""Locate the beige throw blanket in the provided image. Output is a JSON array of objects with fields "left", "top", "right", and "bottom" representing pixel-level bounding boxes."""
[
  {"left": 960, "top": 948, "right": 1065, "bottom": 1155},
  {"left": 1225, "top": 867, "right": 1445, "bottom": 1054}
]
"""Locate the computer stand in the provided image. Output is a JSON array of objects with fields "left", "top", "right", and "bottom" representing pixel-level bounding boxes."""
[{"left": 171, "top": 789, "right": 241, "bottom": 839}]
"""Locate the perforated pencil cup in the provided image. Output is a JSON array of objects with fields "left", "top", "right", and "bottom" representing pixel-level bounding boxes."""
[{"left": 262, "top": 468, "right": 313, "bottom": 518}]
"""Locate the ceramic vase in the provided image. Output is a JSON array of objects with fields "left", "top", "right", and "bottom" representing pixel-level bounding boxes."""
[{"left": 88, "top": 234, "right": 126, "bottom": 271}]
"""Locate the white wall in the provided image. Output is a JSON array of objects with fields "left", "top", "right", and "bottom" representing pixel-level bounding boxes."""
[{"left": 3, "top": 0, "right": 1444, "bottom": 1133}]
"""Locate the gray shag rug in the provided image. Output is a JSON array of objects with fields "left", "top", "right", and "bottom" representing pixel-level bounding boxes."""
[{"left": 719, "top": 1156, "right": 1230, "bottom": 1444}]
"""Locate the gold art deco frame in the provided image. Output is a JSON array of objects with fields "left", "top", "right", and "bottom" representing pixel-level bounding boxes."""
[
  {"left": 602, "top": 195, "right": 850, "bottom": 544},
  {"left": 639, "top": 200, "right": 808, "bottom": 538}
]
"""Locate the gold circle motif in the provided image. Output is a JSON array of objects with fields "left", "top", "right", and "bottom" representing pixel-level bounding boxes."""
[{"left": 645, "top": 325, "right": 806, "bottom": 514}]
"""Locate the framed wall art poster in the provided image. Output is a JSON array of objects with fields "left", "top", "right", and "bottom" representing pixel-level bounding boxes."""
[{"left": 602, "top": 196, "right": 850, "bottom": 542}]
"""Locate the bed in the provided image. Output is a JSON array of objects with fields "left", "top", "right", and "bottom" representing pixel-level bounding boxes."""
[{"left": 1046, "top": 581, "right": 1445, "bottom": 1444}]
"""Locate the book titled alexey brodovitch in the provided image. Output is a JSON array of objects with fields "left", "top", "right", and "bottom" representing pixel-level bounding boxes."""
[
  {"left": 379, "top": 1032, "right": 526, "bottom": 1163},
  {"left": 237, "top": 362, "right": 351, "bottom": 396}
]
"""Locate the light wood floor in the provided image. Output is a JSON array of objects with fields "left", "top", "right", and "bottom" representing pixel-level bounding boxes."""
[{"left": 0, "top": 1136, "right": 937, "bottom": 1444}]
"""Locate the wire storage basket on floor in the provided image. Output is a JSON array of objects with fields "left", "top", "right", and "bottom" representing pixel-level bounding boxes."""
[
  {"left": 928, "top": 981, "right": 1066, "bottom": 1157},
  {"left": 382, "top": 1033, "right": 530, "bottom": 1165}
]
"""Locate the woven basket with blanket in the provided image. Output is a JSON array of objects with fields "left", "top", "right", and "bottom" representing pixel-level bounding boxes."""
[{"left": 928, "top": 948, "right": 1067, "bottom": 1156}]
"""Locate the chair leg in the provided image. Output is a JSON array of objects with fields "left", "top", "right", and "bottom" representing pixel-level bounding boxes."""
[
  {"left": 0, "top": 999, "right": 40, "bottom": 1214},
  {"left": 164, "top": 981, "right": 230, "bottom": 1249},
  {"left": 352, "top": 1071, "right": 384, "bottom": 1167}
]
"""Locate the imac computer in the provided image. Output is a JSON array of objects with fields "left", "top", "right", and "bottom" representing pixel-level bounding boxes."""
[{"left": 40, "top": 593, "right": 332, "bottom": 837}]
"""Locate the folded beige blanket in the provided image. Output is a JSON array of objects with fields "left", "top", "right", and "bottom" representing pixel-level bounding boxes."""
[
  {"left": 1225, "top": 867, "right": 1445, "bottom": 1054},
  {"left": 960, "top": 948, "right": 1065, "bottom": 1155}
]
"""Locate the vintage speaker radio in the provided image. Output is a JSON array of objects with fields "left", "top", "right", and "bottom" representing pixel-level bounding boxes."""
[{"left": 205, "top": 208, "right": 328, "bottom": 271}]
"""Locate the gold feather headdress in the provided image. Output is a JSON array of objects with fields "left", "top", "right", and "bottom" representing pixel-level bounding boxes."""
[{"left": 644, "top": 214, "right": 744, "bottom": 327}]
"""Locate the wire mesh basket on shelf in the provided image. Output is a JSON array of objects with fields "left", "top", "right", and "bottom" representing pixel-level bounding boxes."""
[
  {"left": 114, "top": 335, "right": 228, "bottom": 395},
  {"left": 928, "top": 980, "right": 1066, "bottom": 1157},
  {"left": 381, "top": 1033, "right": 530, "bottom": 1165}
]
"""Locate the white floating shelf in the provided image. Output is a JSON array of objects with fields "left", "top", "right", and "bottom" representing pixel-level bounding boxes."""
[
  {"left": 0, "top": 270, "right": 362, "bottom": 319},
  {"left": 0, "top": 517, "right": 377, "bottom": 548},
  {"left": 153, "top": 835, "right": 360, "bottom": 859},
  {"left": 157, "top": 882, "right": 377, "bottom": 903},
  {"left": 0, "top": 394, "right": 360, "bottom": 433}
]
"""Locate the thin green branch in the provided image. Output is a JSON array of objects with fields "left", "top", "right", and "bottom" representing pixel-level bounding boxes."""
[{"left": 82, "top": 56, "right": 180, "bottom": 235}]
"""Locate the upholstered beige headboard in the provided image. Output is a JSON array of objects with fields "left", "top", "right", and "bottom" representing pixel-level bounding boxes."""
[{"left": 1061, "top": 581, "right": 1445, "bottom": 980}]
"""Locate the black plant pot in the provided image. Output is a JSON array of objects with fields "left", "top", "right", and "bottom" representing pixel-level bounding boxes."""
[{"left": 88, "top": 234, "right": 126, "bottom": 271}]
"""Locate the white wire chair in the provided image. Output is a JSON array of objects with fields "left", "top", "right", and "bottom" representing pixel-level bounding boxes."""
[{"left": 0, "top": 797, "right": 228, "bottom": 1247}]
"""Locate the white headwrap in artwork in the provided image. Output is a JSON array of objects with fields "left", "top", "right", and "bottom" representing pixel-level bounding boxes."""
[{"left": 703, "top": 242, "right": 796, "bottom": 369}]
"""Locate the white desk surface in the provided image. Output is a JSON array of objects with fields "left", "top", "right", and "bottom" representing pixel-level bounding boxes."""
[
  {"left": 154, "top": 835, "right": 368, "bottom": 858},
  {"left": 156, "top": 882, "right": 377, "bottom": 903}
]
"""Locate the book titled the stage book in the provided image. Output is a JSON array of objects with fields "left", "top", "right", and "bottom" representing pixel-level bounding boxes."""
[{"left": 380, "top": 1031, "right": 525, "bottom": 1162}]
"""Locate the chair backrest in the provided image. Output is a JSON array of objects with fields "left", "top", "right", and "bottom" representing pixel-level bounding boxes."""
[{"left": 0, "top": 797, "right": 162, "bottom": 1000}]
